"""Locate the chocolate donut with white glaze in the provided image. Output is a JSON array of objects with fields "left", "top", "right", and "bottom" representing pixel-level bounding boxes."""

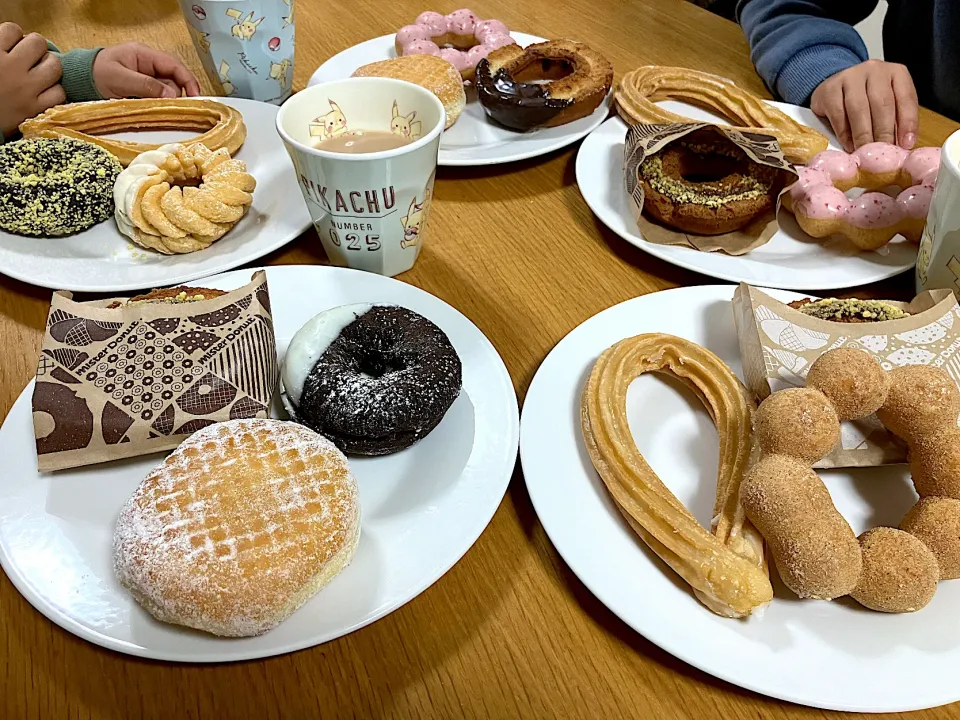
[{"left": 281, "top": 304, "right": 462, "bottom": 456}]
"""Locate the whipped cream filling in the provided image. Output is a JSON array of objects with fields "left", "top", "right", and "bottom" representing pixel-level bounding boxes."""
[
  {"left": 280, "top": 304, "right": 375, "bottom": 412},
  {"left": 112, "top": 143, "right": 185, "bottom": 241}
]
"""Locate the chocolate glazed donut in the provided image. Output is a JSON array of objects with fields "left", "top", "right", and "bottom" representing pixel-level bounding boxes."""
[
  {"left": 476, "top": 39, "right": 613, "bottom": 131},
  {"left": 289, "top": 306, "right": 462, "bottom": 456}
]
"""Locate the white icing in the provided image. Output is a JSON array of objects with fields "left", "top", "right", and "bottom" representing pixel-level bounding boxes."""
[
  {"left": 112, "top": 144, "right": 185, "bottom": 241},
  {"left": 281, "top": 303, "right": 374, "bottom": 408}
]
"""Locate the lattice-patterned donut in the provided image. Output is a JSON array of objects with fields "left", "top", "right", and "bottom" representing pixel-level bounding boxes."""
[{"left": 113, "top": 419, "right": 361, "bottom": 637}]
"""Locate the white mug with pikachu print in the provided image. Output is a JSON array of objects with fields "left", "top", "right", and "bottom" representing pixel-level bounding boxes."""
[
  {"left": 277, "top": 78, "right": 445, "bottom": 277},
  {"left": 177, "top": 0, "right": 294, "bottom": 105}
]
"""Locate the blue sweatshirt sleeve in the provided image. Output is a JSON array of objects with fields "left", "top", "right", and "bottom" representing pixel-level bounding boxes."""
[{"left": 737, "top": 0, "right": 877, "bottom": 105}]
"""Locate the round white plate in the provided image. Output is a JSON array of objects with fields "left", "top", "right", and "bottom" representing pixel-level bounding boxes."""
[
  {"left": 0, "top": 98, "right": 311, "bottom": 293},
  {"left": 0, "top": 265, "right": 519, "bottom": 662},
  {"left": 309, "top": 33, "right": 613, "bottom": 166},
  {"left": 521, "top": 284, "right": 960, "bottom": 713},
  {"left": 577, "top": 110, "right": 918, "bottom": 290}
]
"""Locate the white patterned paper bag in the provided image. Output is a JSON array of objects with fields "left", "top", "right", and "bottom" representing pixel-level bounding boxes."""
[{"left": 732, "top": 283, "right": 960, "bottom": 468}]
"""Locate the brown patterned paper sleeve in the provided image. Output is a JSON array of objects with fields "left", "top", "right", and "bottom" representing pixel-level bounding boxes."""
[
  {"left": 32, "top": 270, "right": 279, "bottom": 471},
  {"left": 623, "top": 122, "right": 798, "bottom": 255},
  {"left": 732, "top": 283, "right": 960, "bottom": 469}
]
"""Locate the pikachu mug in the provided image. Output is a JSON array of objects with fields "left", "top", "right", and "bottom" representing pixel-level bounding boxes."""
[
  {"left": 277, "top": 78, "right": 445, "bottom": 277},
  {"left": 178, "top": 0, "right": 295, "bottom": 105}
]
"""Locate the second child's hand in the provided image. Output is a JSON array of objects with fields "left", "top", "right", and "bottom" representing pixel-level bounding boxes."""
[{"left": 810, "top": 59, "right": 919, "bottom": 152}]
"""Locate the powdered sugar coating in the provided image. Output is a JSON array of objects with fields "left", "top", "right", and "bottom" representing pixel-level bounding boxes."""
[{"left": 113, "top": 419, "right": 360, "bottom": 637}]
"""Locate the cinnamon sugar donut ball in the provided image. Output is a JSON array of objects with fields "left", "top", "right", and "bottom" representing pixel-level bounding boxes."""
[
  {"left": 875, "top": 365, "right": 960, "bottom": 442},
  {"left": 909, "top": 427, "right": 960, "bottom": 499},
  {"left": 901, "top": 497, "right": 960, "bottom": 579},
  {"left": 851, "top": 527, "right": 939, "bottom": 613},
  {"left": 755, "top": 388, "right": 840, "bottom": 464},
  {"left": 740, "top": 454, "right": 862, "bottom": 600},
  {"left": 806, "top": 349, "right": 889, "bottom": 421}
]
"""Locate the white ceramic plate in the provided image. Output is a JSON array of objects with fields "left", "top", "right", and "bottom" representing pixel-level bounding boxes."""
[
  {"left": 309, "top": 33, "right": 613, "bottom": 166},
  {"left": 0, "top": 98, "right": 311, "bottom": 293},
  {"left": 521, "top": 284, "right": 960, "bottom": 713},
  {"left": 577, "top": 109, "right": 918, "bottom": 290},
  {"left": 0, "top": 265, "right": 519, "bottom": 662}
]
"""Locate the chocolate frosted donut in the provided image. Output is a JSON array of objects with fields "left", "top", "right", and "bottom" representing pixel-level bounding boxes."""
[{"left": 281, "top": 304, "right": 462, "bottom": 455}]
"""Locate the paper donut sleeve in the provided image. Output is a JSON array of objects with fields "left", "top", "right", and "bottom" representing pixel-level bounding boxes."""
[
  {"left": 623, "top": 122, "right": 798, "bottom": 255},
  {"left": 32, "top": 270, "right": 278, "bottom": 471},
  {"left": 732, "top": 283, "right": 960, "bottom": 468}
]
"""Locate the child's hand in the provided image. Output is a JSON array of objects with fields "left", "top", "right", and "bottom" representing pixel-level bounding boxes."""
[
  {"left": 810, "top": 60, "right": 919, "bottom": 152},
  {"left": 93, "top": 42, "right": 201, "bottom": 100},
  {"left": 0, "top": 23, "right": 64, "bottom": 137}
]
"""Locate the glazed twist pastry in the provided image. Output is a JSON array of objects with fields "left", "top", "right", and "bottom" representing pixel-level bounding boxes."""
[
  {"left": 20, "top": 98, "right": 246, "bottom": 167},
  {"left": 615, "top": 66, "right": 829, "bottom": 164},
  {"left": 114, "top": 142, "right": 256, "bottom": 254},
  {"left": 581, "top": 334, "right": 772, "bottom": 618}
]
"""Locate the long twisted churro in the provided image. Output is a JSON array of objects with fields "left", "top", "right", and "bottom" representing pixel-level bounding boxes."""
[
  {"left": 20, "top": 98, "right": 246, "bottom": 166},
  {"left": 615, "top": 66, "right": 829, "bottom": 164},
  {"left": 581, "top": 334, "right": 772, "bottom": 617}
]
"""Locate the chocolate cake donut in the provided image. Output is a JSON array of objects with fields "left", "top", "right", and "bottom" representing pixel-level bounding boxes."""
[{"left": 281, "top": 304, "right": 462, "bottom": 456}]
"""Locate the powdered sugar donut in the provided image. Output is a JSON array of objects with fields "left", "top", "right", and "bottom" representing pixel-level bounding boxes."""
[
  {"left": 395, "top": 8, "right": 516, "bottom": 81},
  {"left": 783, "top": 143, "right": 942, "bottom": 251}
]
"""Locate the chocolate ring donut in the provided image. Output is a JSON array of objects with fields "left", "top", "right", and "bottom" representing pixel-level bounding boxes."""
[
  {"left": 639, "top": 131, "right": 782, "bottom": 235},
  {"left": 281, "top": 304, "right": 462, "bottom": 456},
  {"left": 476, "top": 40, "right": 613, "bottom": 131}
]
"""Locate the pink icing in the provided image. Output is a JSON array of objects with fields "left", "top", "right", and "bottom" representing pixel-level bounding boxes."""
[
  {"left": 414, "top": 11, "right": 447, "bottom": 35},
  {"left": 404, "top": 39, "right": 441, "bottom": 56},
  {"left": 398, "top": 7, "right": 516, "bottom": 75},
  {"left": 481, "top": 32, "right": 515, "bottom": 51},
  {"left": 789, "top": 143, "right": 941, "bottom": 229},
  {"left": 446, "top": 9, "right": 477, "bottom": 35},
  {"left": 808, "top": 150, "right": 859, "bottom": 181},
  {"left": 898, "top": 184, "right": 935, "bottom": 219},
  {"left": 475, "top": 19, "right": 509, "bottom": 40},
  {"left": 854, "top": 142, "right": 910, "bottom": 174},
  {"left": 464, "top": 45, "right": 490, "bottom": 66},
  {"left": 902, "top": 146, "right": 942, "bottom": 185},
  {"left": 440, "top": 47, "right": 470, "bottom": 70},
  {"left": 396, "top": 25, "right": 432, "bottom": 46}
]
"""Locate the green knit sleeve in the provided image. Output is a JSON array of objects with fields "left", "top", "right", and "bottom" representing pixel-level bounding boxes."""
[{"left": 50, "top": 47, "right": 104, "bottom": 103}]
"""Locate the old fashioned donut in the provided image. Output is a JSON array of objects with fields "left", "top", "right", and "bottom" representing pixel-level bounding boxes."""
[
  {"left": 281, "top": 304, "right": 462, "bottom": 456},
  {"left": 639, "top": 131, "right": 784, "bottom": 235},
  {"left": 394, "top": 9, "right": 516, "bottom": 82},
  {"left": 741, "top": 347, "right": 960, "bottom": 612},
  {"left": 784, "top": 143, "right": 941, "bottom": 250},
  {"left": 476, "top": 40, "right": 613, "bottom": 131}
]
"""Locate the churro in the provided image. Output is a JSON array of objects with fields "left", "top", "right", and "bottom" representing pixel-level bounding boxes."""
[
  {"left": 581, "top": 334, "right": 772, "bottom": 618},
  {"left": 615, "top": 66, "right": 828, "bottom": 164},
  {"left": 20, "top": 98, "right": 246, "bottom": 167}
]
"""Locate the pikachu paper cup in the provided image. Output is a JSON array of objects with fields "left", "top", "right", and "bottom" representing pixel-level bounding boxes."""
[
  {"left": 917, "top": 129, "right": 960, "bottom": 292},
  {"left": 277, "top": 78, "right": 445, "bottom": 277},
  {"left": 178, "top": 0, "right": 295, "bottom": 105}
]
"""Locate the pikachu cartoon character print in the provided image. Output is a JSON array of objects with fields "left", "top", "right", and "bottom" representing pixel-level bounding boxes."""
[
  {"left": 309, "top": 100, "right": 348, "bottom": 140},
  {"left": 390, "top": 101, "right": 423, "bottom": 142},
  {"left": 401, "top": 184, "right": 433, "bottom": 251},
  {"left": 269, "top": 58, "right": 292, "bottom": 91},
  {"left": 226, "top": 8, "right": 264, "bottom": 40},
  {"left": 178, "top": 0, "right": 295, "bottom": 105}
]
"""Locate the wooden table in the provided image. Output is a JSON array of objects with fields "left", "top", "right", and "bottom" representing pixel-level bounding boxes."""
[{"left": 3, "top": 1, "right": 959, "bottom": 718}]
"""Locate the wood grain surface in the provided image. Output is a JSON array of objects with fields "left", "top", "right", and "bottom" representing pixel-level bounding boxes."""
[{"left": 2, "top": 1, "right": 959, "bottom": 718}]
